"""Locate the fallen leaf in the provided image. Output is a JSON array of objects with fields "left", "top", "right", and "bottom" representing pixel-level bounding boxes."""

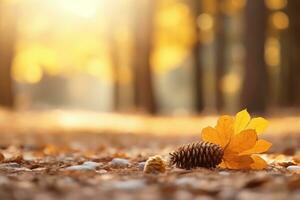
[
  {"left": 0, "top": 153, "right": 4, "bottom": 162},
  {"left": 277, "top": 161, "right": 296, "bottom": 168},
  {"left": 3, "top": 154, "right": 23, "bottom": 164},
  {"left": 215, "top": 115, "right": 234, "bottom": 146},
  {"left": 247, "top": 117, "right": 268, "bottom": 135},
  {"left": 227, "top": 129, "right": 257, "bottom": 153},
  {"left": 201, "top": 126, "right": 223, "bottom": 147},
  {"left": 239, "top": 139, "right": 272, "bottom": 156},
  {"left": 293, "top": 154, "right": 300, "bottom": 164},
  {"left": 234, "top": 109, "right": 250, "bottom": 134},
  {"left": 201, "top": 109, "right": 271, "bottom": 170},
  {"left": 250, "top": 155, "right": 267, "bottom": 170},
  {"left": 43, "top": 144, "right": 60, "bottom": 155},
  {"left": 223, "top": 154, "right": 253, "bottom": 169}
]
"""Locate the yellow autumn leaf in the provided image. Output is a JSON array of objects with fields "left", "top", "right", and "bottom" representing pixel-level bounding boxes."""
[
  {"left": 201, "top": 126, "right": 223, "bottom": 147},
  {"left": 216, "top": 115, "right": 234, "bottom": 131},
  {"left": 218, "top": 161, "right": 227, "bottom": 168},
  {"left": 234, "top": 109, "right": 251, "bottom": 134},
  {"left": 239, "top": 139, "right": 272, "bottom": 156},
  {"left": 215, "top": 115, "right": 234, "bottom": 145},
  {"left": 223, "top": 154, "right": 253, "bottom": 169},
  {"left": 201, "top": 109, "right": 271, "bottom": 170},
  {"left": 227, "top": 129, "right": 257, "bottom": 153},
  {"left": 247, "top": 117, "right": 268, "bottom": 135},
  {"left": 250, "top": 155, "right": 268, "bottom": 170}
]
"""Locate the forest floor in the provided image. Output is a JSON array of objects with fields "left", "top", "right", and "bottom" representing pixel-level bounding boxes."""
[{"left": 0, "top": 109, "right": 300, "bottom": 200}]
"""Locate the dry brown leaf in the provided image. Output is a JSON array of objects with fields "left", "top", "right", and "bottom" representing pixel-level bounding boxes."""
[
  {"left": 293, "top": 154, "right": 300, "bottom": 164},
  {"left": 3, "top": 154, "right": 23, "bottom": 164},
  {"left": 43, "top": 144, "right": 60, "bottom": 155},
  {"left": 0, "top": 152, "right": 4, "bottom": 162}
]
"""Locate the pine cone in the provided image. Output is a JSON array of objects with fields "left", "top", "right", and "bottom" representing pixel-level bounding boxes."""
[
  {"left": 144, "top": 155, "right": 167, "bottom": 174},
  {"left": 169, "top": 141, "right": 224, "bottom": 169}
]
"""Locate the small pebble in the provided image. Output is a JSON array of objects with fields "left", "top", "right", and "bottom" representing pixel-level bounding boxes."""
[
  {"left": 138, "top": 162, "right": 146, "bottom": 170},
  {"left": 65, "top": 165, "right": 93, "bottom": 171},
  {"left": 110, "top": 158, "right": 130, "bottom": 168},
  {"left": 65, "top": 161, "right": 100, "bottom": 171},
  {"left": 287, "top": 165, "right": 300, "bottom": 172},
  {"left": 82, "top": 161, "right": 101, "bottom": 168},
  {"left": 219, "top": 171, "right": 230, "bottom": 176}
]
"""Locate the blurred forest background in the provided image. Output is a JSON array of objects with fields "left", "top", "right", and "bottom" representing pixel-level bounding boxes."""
[{"left": 0, "top": 0, "right": 299, "bottom": 115}]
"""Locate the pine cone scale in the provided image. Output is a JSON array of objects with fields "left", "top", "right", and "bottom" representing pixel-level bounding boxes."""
[{"left": 169, "top": 141, "right": 224, "bottom": 169}]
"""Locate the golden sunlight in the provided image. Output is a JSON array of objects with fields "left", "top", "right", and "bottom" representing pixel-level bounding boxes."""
[
  {"left": 270, "top": 11, "right": 289, "bottom": 30},
  {"left": 265, "top": 0, "right": 287, "bottom": 10},
  {"left": 11, "top": 0, "right": 116, "bottom": 84},
  {"left": 265, "top": 37, "right": 281, "bottom": 68},
  {"left": 56, "top": 0, "right": 101, "bottom": 18},
  {"left": 1, "top": 1, "right": 300, "bottom": 198},
  {"left": 151, "top": 1, "right": 196, "bottom": 74}
]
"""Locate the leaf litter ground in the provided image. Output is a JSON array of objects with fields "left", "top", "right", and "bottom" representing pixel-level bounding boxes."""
[{"left": 0, "top": 130, "right": 300, "bottom": 200}]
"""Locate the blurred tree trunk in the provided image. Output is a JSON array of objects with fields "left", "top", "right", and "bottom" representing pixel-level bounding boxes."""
[
  {"left": 190, "top": 0, "right": 204, "bottom": 112},
  {"left": 279, "top": 24, "right": 291, "bottom": 107},
  {"left": 132, "top": 0, "right": 156, "bottom": 114},
  {"left": 105, "top": 1, "right": 120, "bottom": 112},
  {"left": 108, "top": 26, "right": 120, "bottom": 111},
  {"left": 215, "top": 1, "right": 226, "bottom": 112},
  {"left": 281, "top": 1, "right": 300, "bottom": 107},
  {"left": 0, "top": 3, "right": 16, "bottom": 108},
  {"left": 241, "top": 0, "right": 268, "bottom": 113}
]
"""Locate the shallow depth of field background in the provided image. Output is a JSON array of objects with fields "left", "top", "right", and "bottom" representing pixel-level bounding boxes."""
[
  {"left": 1, "top": 2, "right": 300, "bottom": 200},
  {"left": 0, "top": 0, "right": 299, "bottom": 117}
]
